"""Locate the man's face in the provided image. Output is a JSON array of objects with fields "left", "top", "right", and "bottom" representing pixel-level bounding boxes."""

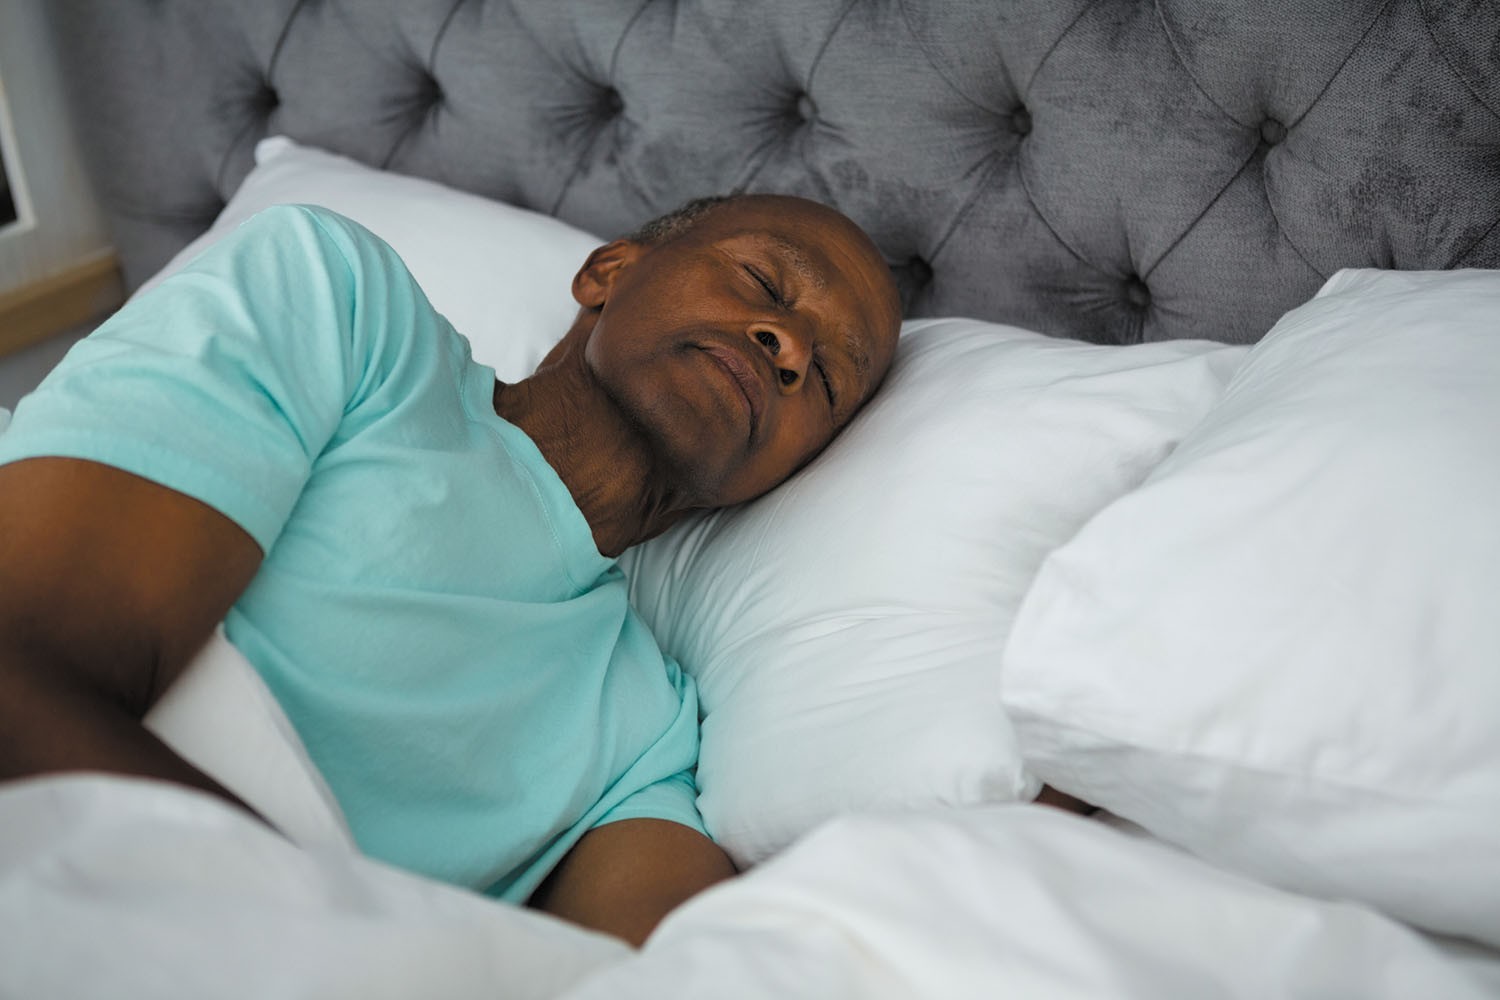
[{"left": 578, "top": 195, "right": 901, "bottom": 508}]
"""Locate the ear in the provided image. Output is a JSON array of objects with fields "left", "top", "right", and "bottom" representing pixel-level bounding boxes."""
[{"left": 572, "top": 239, "right": 645, "bottom": 309}]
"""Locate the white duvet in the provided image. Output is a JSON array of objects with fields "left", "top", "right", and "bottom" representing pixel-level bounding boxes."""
[{"left": 2, "top": 775, "right": 1495, "bottom": 1000}]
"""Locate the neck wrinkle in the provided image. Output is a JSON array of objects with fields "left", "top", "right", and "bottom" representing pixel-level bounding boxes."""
[{"left": 492, "top": 365, "right": 687, "bottom": 559}]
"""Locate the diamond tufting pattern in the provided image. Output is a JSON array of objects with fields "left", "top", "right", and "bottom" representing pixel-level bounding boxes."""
[{"left": 46, "top": 0, "right": 1500, "bottom": 344}]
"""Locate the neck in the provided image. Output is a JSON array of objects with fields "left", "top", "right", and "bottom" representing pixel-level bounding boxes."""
[{"left": 492, "top": 323, "right": 686, "bottom": 558}]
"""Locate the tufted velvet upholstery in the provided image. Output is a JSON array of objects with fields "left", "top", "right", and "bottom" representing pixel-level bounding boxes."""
[{"left": 47, "top": 0, "right": 1500, "bottom": 344}]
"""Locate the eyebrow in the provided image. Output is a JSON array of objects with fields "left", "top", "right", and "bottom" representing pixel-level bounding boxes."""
[
  {"left": 843, "top": 333, "right": 873, "bottom": 379},
  {"left": 766, "top": 235, "right": 827, "bottom": 291}
]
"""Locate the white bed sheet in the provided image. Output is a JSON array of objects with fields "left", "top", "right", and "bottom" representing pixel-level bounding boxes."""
[
  {"left": 0, "top": 775, "right": 628, "bottom": 1000},
  {"left": 2, "top": 775, "right": 1495, "bottom": 1000},
  {"left": 567, "top": 805, "right": 1500, "bottom": 999}
]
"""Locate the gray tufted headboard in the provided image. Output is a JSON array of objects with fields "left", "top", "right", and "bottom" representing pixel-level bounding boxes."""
[{"left": 46, "top": 0, "right": 1500, "bottom": 345}]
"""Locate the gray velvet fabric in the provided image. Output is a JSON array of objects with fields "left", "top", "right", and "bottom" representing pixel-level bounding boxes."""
[{"left": 45, "top": 0, "right": 1500, "bottom": 344}]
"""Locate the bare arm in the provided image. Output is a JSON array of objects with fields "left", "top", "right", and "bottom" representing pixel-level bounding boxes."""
[
  {"left": 0, "top": 458, "right": 263, "bottom": 810},
  {"left": 529, "top": 819, "right": 737, "bottom": 947}
]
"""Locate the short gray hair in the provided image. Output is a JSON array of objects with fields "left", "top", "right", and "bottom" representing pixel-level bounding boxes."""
[{"left": 626, "top": 194, "right": 745, "bottom": 246}]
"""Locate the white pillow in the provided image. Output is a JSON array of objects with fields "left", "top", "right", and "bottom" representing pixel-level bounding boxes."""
[
  {"left": 143, "top": 136, "right": 603, "bottom": 381},
  {"left": 621, "top": 319, "right": 1246, "bottom": 866},
  {"left": 1001, "top": 269, "right": 1500, "bottom": 946}
]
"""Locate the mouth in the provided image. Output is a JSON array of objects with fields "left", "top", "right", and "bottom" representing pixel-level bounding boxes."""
[{"left": 698, "top": 343, "right": 766, "bottom": 441}]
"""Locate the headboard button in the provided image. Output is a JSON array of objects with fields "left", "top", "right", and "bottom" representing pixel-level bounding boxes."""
[
  {"left": 892, "top": 255, "right": 933, "bottom": 313},
  {"left": 794, "top": 93, "right": 817, "bottom": 123},
  {"left": 1124, "top": 275, "right": 1151, "bottom": 309},
  {"left": 1010, "top": 106, "right": 1032, "bottom": 137},
  {"left": 1259, "top": 118, "right": 1287, "bottom": 146},
  {"left": 602, "top": 87, "right": 624, "bottom": 116},
  {"left": 418, "top": 73, "right": 444, "bottom": 112}
]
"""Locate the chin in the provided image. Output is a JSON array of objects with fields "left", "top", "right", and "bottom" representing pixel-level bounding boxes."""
[{"left": 604, "top": 384, "right": 736, "bottom": 505}]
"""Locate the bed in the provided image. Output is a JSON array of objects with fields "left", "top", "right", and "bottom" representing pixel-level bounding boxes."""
[{"left": 3, "top": 1, "right": 1499, "bottom": 996}]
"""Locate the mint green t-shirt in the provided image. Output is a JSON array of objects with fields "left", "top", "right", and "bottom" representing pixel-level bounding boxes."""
[{"left": 0, "top": 205, "right": 706, "bottom": 902}]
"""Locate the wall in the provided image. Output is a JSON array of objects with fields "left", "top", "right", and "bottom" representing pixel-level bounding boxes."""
[
  {"left": 0, "top": 0, "right": 111, "bottom": 293},
  {"left": 0, "top": 0, "right": 114, "bottom": 404}
]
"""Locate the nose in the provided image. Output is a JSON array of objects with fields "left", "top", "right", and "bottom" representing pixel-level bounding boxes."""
[{"left": 749, "top": 324, "right": 812, "bottom": 391}]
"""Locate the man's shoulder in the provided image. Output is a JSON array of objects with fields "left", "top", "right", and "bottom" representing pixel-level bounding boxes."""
[{"left": 232, "top": 203, "right": 385, "bottom": 257}]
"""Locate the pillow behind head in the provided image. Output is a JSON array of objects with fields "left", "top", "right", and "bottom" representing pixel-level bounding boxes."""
[
  {"left": 622, "top": 319, "right": 1246, "bottom": 866},
  {"left": 142, "top": 136, "right": 603, "bottom": 382},
  {"left": 1002, "top": 268, "right": 1500, "bottom": 946}
]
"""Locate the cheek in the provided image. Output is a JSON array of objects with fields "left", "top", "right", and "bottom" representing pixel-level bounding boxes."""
[
  {"left": 582, "top": 316, "right": 635, "bottom": 373},
  {"left": 722, "top": 413, "right": 834, "bottom": 502},
  {"left": 779, "top": 397, "right": 838, "bottom": 467}
]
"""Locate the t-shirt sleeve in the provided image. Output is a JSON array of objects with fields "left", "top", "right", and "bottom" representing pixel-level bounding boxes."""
[
  {"left": 0, "top": 205, "right": 418, "bottom": 553},
  {"left": 592, "top": 768, "right": 709, "bottom": 837}
]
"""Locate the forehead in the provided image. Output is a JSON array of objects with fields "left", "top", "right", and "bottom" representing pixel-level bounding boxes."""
[
  {"left": 763, "top": 234, "right": 826, "bottom": 291},
  {"left": 698, "top": 197, "right": 872, "bottom": 265}
]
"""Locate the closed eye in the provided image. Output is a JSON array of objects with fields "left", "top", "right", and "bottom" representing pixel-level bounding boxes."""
[
  {"left": 746, "top": 263, "right": 834, "bottom": 408},
  {"left": 745, "top": 265, "right": 786, "bottom": 307},
  {"left": 814, "top": 360, "right": 836, "bottom": 407}
]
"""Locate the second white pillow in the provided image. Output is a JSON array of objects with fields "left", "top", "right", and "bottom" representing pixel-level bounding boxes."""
[{"left": 1002, "top": 269, "right": 1500, "bottom": 946}]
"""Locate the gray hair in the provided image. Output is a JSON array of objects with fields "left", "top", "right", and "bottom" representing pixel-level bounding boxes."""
[{"left": 626, "top": 194, "right": 745, "bottom": 246}]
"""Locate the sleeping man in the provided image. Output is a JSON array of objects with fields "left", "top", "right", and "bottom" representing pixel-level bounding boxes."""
[{"left": 0, "top": 194, "right": 902, "bottom": 946}]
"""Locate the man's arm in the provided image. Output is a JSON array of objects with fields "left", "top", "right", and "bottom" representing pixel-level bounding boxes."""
[
  {"left": 529, "top": 819, "right": 737, "bottom": 947},
  {"left": 0, "top": 458, "right": 262, "bottom": 808}
]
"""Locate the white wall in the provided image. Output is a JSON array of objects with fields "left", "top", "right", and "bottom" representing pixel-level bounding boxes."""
[
  {"left": 0, "top": 0, "right": 112, "bottom": 295},
  {"left": 0, "top": 0, "right": 112, "bottom": 405}
]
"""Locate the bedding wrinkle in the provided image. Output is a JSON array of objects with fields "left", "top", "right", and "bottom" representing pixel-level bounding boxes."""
[{"left": 24, "top": 0, "right": 1500, "bottom": 990}]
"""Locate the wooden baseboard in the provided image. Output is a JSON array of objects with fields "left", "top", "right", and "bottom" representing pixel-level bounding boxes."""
[{"left": 0, "top": 253, "right": 124, "bottom": 358}]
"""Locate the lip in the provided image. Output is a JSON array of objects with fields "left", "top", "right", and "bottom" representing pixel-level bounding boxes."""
[{"left": 699, "top": 343, "right": 766, "bottom": 440}]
